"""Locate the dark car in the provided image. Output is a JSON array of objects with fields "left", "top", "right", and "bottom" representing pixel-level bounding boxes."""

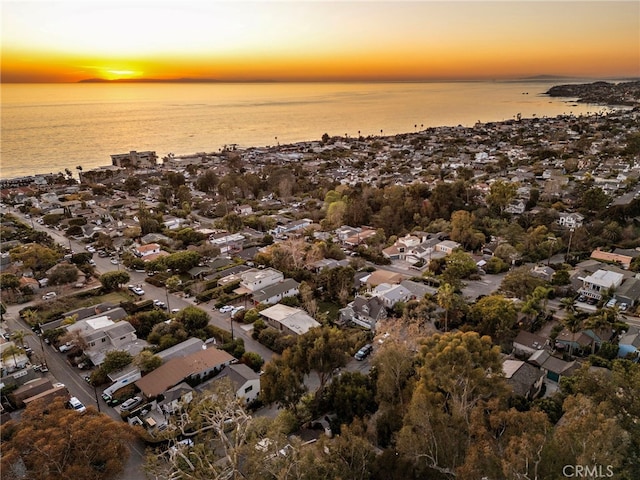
[{"left": 354, "top": 344, "right": 373, "bottom": 361}]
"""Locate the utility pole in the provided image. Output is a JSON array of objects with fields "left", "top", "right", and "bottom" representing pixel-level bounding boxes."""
[
  {"left": 565, "top": 228, "right": 575, "bottom": 263},
  {"left": 93, "top": 384, "right": 101, "bottom": 412}
]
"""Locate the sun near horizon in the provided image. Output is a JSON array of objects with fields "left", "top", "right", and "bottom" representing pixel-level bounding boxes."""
[{"left": 2, "top": 1, "right": 639, "bottom": 83}]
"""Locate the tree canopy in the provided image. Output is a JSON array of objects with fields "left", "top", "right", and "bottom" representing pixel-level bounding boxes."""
[{"left": 1, "top": 398, "right": 134, "bottom": 480}]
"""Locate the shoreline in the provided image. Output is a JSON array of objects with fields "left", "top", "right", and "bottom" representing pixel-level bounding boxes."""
[{"left": 2, "top": 80, "right": 638, "bottom": 183}]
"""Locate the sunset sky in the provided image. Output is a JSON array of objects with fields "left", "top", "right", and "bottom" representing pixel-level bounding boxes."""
[{"left": 2, "top": 1, "right": 639, "bottom": 83}]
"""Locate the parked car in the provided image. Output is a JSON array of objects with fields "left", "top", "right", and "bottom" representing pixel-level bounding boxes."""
[
  {"left": 42, "top": 292, "right": 57, "bottom": 300},
  {"left": 68, "top": 397, "right": 86, "bottom": 413},
  {"left": 219, "top": 305, "right": 234, "bottom": 313},
  {"left": 132, "top": 287, "right": 145, "bottom": 296},
  {"left": 153, "top": 299, "right": 166, "bottom": 309},
  {"left": 120, "top": 396, "right": 143, "bottom": 411},
  {"left": 354, "top": 344, "right": 373, "bottom": 361},
  {"left": 110, "top": 258, "right": 119, "bottom": 265},
  {"left": 58, "top": 343, "right": 72, "bottom": 353}
]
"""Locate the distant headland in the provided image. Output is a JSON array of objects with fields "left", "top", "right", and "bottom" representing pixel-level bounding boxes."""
[{"left": 546, "top": 80, "right": 640, "bottom": 107}]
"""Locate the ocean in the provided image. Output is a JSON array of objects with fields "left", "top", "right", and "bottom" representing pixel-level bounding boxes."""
[{"left": 0, "top": 81, "right": 610, "bottom": 180}]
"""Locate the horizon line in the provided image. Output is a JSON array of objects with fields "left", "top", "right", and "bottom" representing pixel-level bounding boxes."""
[{"left": 3, "top": 75, "right": 639, "bottom": 85}]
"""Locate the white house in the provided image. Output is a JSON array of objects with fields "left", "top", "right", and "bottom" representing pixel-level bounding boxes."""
[
  {"left": 252, "top": 278, "right": 300, "bottom": 305},
  {"left": 259, "top": 304, "right": 320, "bottom": 336},
  {"left": 66, "top": 317, "right": 145, "bottom": 366},
  {"left": 579, "top": 269, "right": 624, "bottom": 301},
  {"left": 239, "top": 268, "right": 284, "bottom": 293},
  {"left": 557, "top": 212, "right": 584, "bottom": 229},
  {"left": 135, "top": 243, "right": 162, "bottom": 257},
  {"left": 216, "top": 363, "right": 261, "bottom": 404}
]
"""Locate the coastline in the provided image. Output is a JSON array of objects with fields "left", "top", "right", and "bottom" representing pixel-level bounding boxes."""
[{"left": 2, "top": 80, "right": 637, "bottom": 182}]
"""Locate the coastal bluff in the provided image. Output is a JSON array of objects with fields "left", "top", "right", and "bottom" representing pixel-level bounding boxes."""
[{"left": 546, "top": 80, "right": 640, "bottom": 107}]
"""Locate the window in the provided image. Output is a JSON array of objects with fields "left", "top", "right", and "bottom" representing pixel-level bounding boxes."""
[{"left": 244, "top": 385, "right": 253, "bottom": 393}]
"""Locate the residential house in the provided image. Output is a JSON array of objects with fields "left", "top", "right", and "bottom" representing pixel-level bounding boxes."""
[
  {"left": 269, "top": 218, "right": 312, "bottom": 237},
  {"left": 371, "top": 283, "right": 413, "bottom": 309},
  {"left": 435, "top": 240, "right": 461, "bottom": 255},
  {"left": 252, "top": 278, "right": 300, "bottom": 305},
  {"left": 335, "top": 226, "right": 361, "bottom": 242},
  {"left": 505, "top": 200, "right": 526, "bottom": 215},
  {"left": 363, "top": 270, "right": 405, "bottom": 289},
  {"left": 65, "top": 316, "right": 145, "bottom": 366},
  {"left": 307, "top": 258, "right": 349, "bottom": 273},
  {"left": 18, "top": 276, "right": 40, "bottom": 293},
  {"left": 400, "top": 279, "right": 436, "bottom": 299},
  {"left": 528, "top": 350, "right": 579, "bottom": 382},
  {"left": 554, "top": 328, "right": 596, "bottom": 355},
  {"left": 110, "top": 151, "right": 158, "bottom": 168},
  {"left": 530, "top": 264, "right": 555, "bottom": 282},
  {"left": 163, "top": 216, "right": 185, "bottom": 230},
  {"left": 134, "top": 243, "right": 162, "bottom": 258},
  {"left": 157, "top": 382, "right": 195, "bottom": 415},
  {"left": 502, "top": 359, "right": 544, "bottom": 400},
  {"left": 382, "top": 234, "right": 422, "bottom": 261},
  {"left": 209, "top": 232, "right": 245, "bottom": 254},
  {"left": 339, "top": 296, "right": 387, "bottom": 331},
  {"left": 63, "top": 304, "right": 125, "bottom": 322},
  {"left": 590, "top": 248, "right": 633, "bottom": 270},
  {"left": 618, "top": 327, "right": 640, "bottom": 361},
  {"left": 557, "top": 212, "right": 584, "bottom": 229},
  {"left": 213, "top": 363, "right": 261, "bottom": 404},
  {"left": 156, "top": 338, "right": 205, "bottom": 363},
  {"left": 579, "top": 269, "right": 624, "bottom": 301},
  {"left": 135, "top": 347, "right": 235, "bottom": 399},
  {"left": 614, "top": 277, "right": 640, "bottom": 308},
  {"left": 238, "top": 268, "right": 284, "bottom": 294},
  {"left": 235, "top": 204, "right": 253, "bottom": 216},
  {"left": 343, "top": 228, "right": 378, "bottom": 247},
  {"left": 259, "top": 304, "right": 321, "bottom": 336},
  {"left": 512, "top": 331, "right": 548, "bottom": 358}
]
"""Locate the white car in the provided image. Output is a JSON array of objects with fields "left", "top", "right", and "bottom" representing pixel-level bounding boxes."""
[
  {"left": 42, "top": 292, "right": 57, "bottom": 300},
  {"left": 120, "top": 396, "right": 143, "bottom": 411},
  {"left": 110, "top": 258, "right": 119, "bottom": 265},
  {"left": 219, "top": 305, "right": 234, "bottom": 313},
  {"left": 58, "top": 342, "right": 73, "bottom": 352},
  {"left": 132, "top": 287, "right": 145, "bottom": 296},
  {"left": 68, "top": 397, "right": 86, "bottom": 413},
  {"left": 153, "top": 299, "right": 166, "bottom": 309}
]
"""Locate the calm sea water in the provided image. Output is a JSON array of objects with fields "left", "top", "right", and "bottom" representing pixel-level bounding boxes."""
[{"left": 1, "top": 81, "right": 607, "bottom": 180}]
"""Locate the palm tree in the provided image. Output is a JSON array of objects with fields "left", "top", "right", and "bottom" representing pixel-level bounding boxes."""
[
  {"left": 560, "top": 297, "right": 578, "bottom": 315},
  {"left": 21, "top": 309, "right": 40, "bottom": 330},
  {"left": 2, "top": 344, "right": 24, "bottom": 371},
  {"left": 561, "top": 312, "right": 583, "bottom": 359},
  {"left": 10, "top": 329, "right": 31, "bottom": 348},
  {"left": 584, "top": 313, "right": 611, "bottom": 355},
  {"left": 437, "top": 282, "right": 457, "bottom": 333}
]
